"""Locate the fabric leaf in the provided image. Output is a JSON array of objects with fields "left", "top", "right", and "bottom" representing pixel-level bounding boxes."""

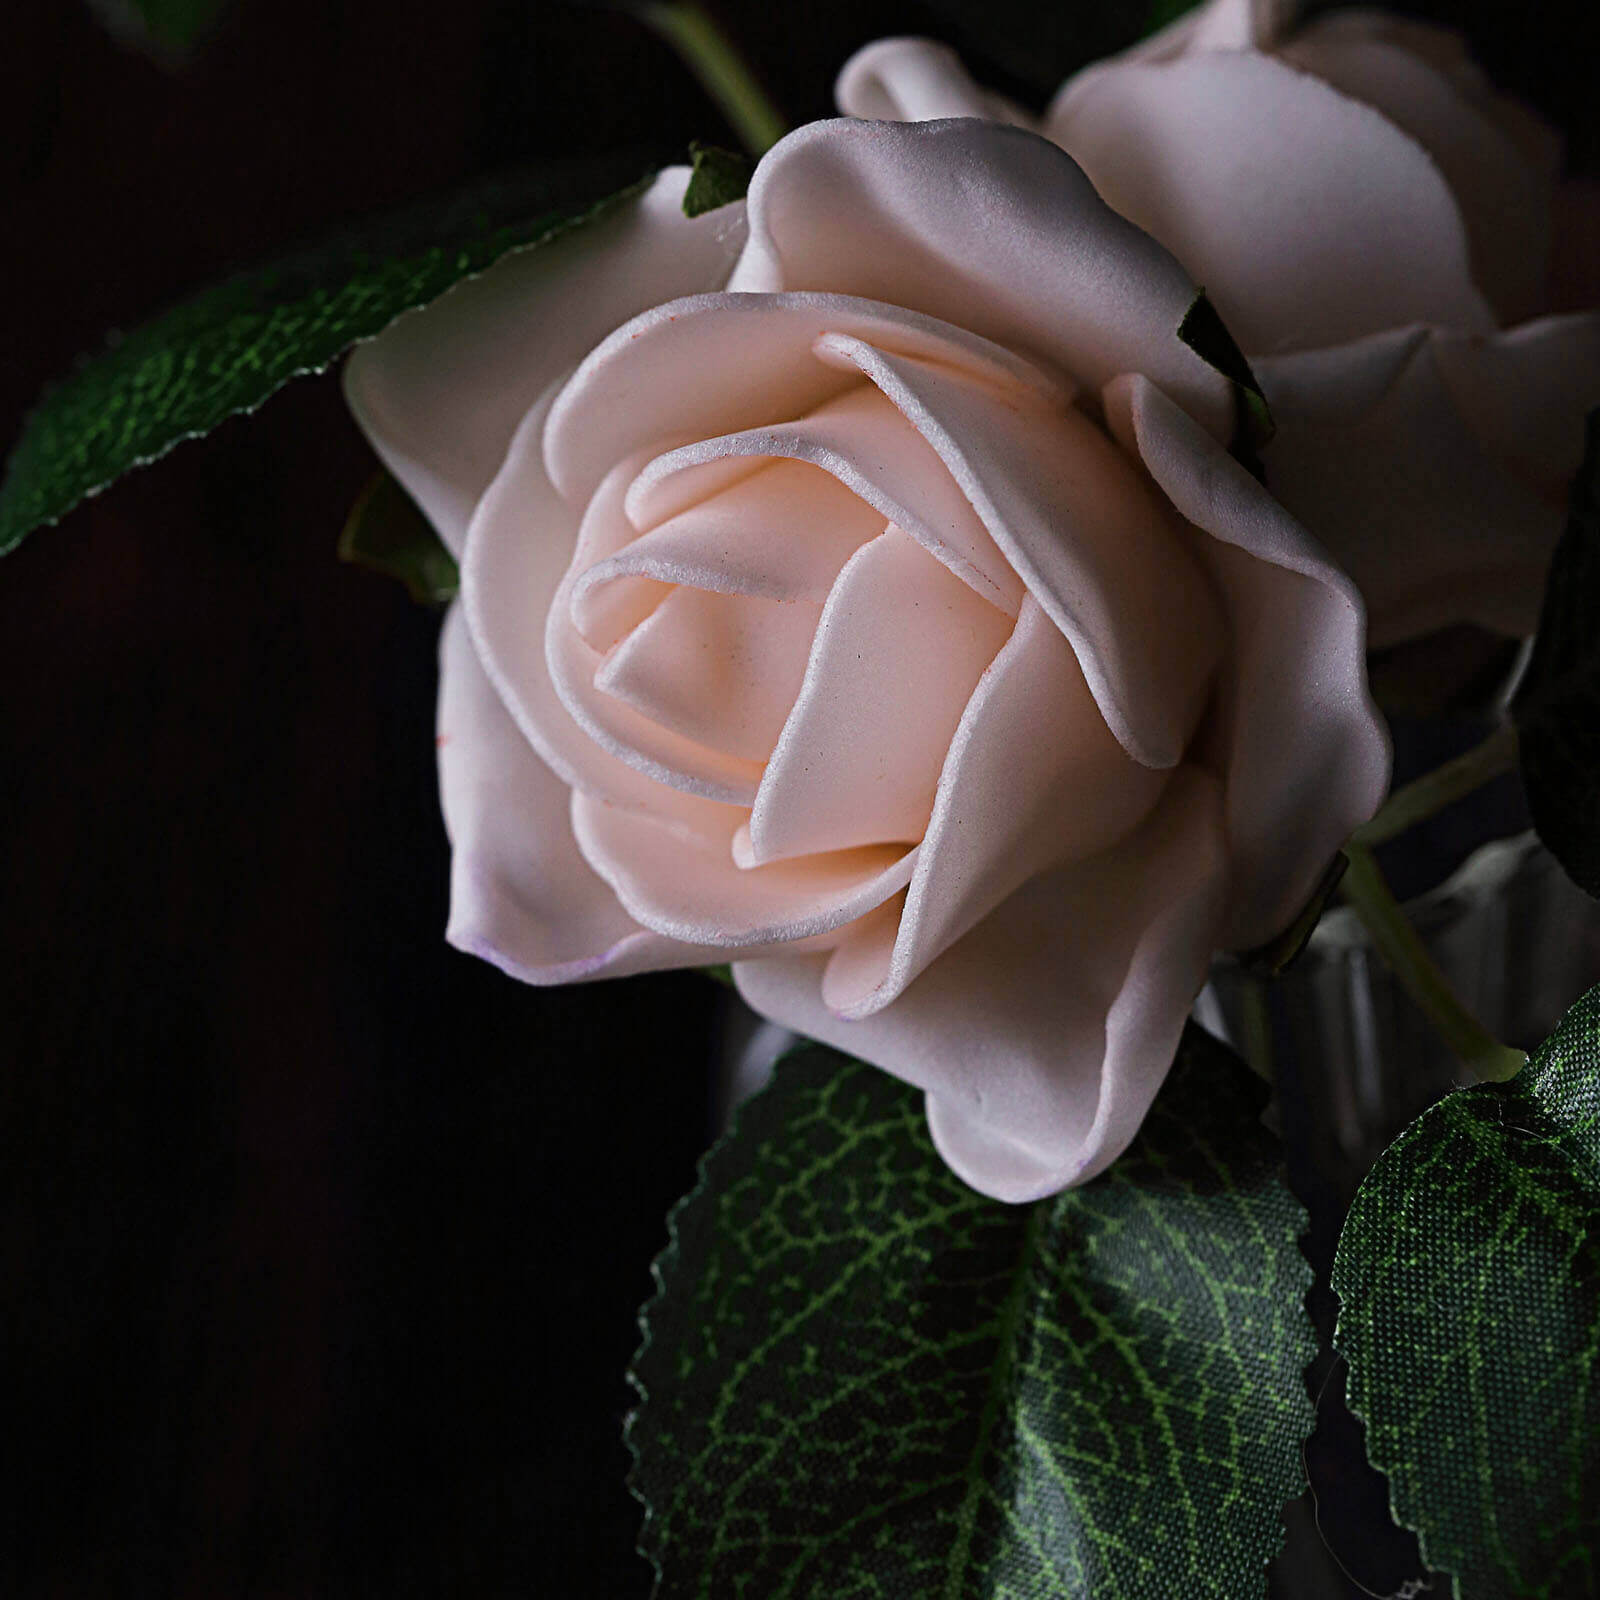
[
  {"left": 1332, "top": 979, "right": 1600, "bottom": 1599},
  {"left": 629, "top": 1025, "right": 1314, "bottom": 1598},
  {"left": 0, "top": 160, "right": 651, "bottom": 557},
  {"left": 1515, "top": 409, "right": 1600, "bottom": 899}
]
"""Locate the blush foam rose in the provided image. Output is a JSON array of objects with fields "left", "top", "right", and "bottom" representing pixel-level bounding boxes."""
[
  {"left": 346, "top": 116, "right": 1389, "bottom": 1201},
  {"left": 842, "top": 0, "right": 1600, "bottom": 647}
]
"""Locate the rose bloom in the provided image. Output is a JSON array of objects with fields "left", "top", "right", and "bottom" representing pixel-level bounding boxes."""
[
  {"left": 344, "top": 100, "right": 1403, "bottom": 1202},
  {"left": 845, "top": 0, "right": 1600, "bottom": 646}
]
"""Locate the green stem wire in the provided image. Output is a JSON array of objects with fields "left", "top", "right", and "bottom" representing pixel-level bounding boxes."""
[
  {"left": 639, "top": 4, "right": 789, "bottom": 158},
  {"left": 1340, "top": 841, "right": 1526, "bottom": 1082},
  {"left": 1353, "top": 722, "right": 1520, "bottom": 849}
]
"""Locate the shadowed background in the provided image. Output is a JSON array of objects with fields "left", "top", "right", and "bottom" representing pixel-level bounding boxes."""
[{"left": 0, "top": 2, "right": 1583, "bottom": 1596}]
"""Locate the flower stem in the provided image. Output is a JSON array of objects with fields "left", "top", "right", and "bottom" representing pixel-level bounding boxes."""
[
  {"left": 1352, "top": 722, "right": 1520, "bottom": 848},
  {"left": 638, "top": 3, "right": 789, "bottom": 158},
  {"left": 1340, "top": 841, "right": 1526, "bottom": 1082}
]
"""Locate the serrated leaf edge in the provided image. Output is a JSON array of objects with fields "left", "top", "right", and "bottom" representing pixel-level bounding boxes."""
[
  {"left": 1327, "top": 1016, "right": 1600, "bottom": 1600},
  {"left": 0, "top": 176, "right": 653, "bottom": 556}
]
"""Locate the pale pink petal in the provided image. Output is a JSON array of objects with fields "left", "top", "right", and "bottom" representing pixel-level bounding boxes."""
[
  {"left": 727, "top": 118, "right": 1236, "bottom": 440},
  {"left": 543, "top": 289, "right": 1064, "bottom": 509},
  {"left": 571, "top": 792, "right": 917, "bottom": 949},
  {"left": 1251, "top": 322, "right": 1594, "bottom": 643},
  {"left": 748, "top": 527, "right": 1013, "bottom": 862},
  {"left": 460, "top": 390, "right": 740, "bottom": 814},
  {"left": 1429, "top": 313, "right": 1600, "bottom": 500},
  {"left": 1288, "top": 10, "right": 1563, "bottom": 181},
  {"left": 833, "top": 38, "right": 1037, "bottom": 127},
  {"left": 734, "top": 765, "right": 1229, "bottom": 1201},
  {"left": 594, "top": 586, "right": 821, "bottom": 764},
  {"left": 832, "top": 596, "right": 1170, "bottom": 1015},
  {"left": 1105, "top": 374, "right": 1390, "bottom": 949},
  {"left": 624, "top": 384, "right": 1025, "bottom": 614},
  {"left": 570, "top": 460, "right": 883, "bottom": 649},
  {"left": 1277, "top": 26, "right": 1552, "bottom": 322},
  {"left": 343, "top": 168, "right": 744, "bottom": 555},
  {"left": 819, "top": 333, "right": 1226, "bottom": 769},
  {"left": 436, "top": 604, "right": 719, "bottom": 984},
  {"left": 1048, "top": 52, "right": 1493, "bottom": 353},
  {"left": 544, "top": 456, "right": 767, "bottom": 804}
]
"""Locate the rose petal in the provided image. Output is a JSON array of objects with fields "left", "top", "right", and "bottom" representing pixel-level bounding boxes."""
[
  {"left": 1276, "top": 26, "right": 1552, "bottom": 322},
  {"left": 734, "top": 765, "right": 1229, "bottom": 1201},
  {"left": 834, "top": 38, "right": 1037, "bottom": 127},
  {"left": 1048, "top": 52, "right": 1494, "bottom": 353},
  {"left": 726, "top": 118, "right": 1236, "bottom": 440},
  {"left": 747, "top": 526, "right": 1013, "bottom": 862},
  {"left": 1285, "top": 10, "right": 1563, "bottom": 182},
  {"left": 436, "top": 603, "right": 719, "bottom": 983},
  {"left": 818, "top": 333, "right": 1226, "bottom": 769},
  {"left": 1251, "top": 322, "right": 1593, "bottom": 643},
  {"left": 461, "top": 389, "right": 739, "bottom": 815},
  {"left": 544, "top": 290, "right": 1065, "bottom": 510},
  {"left": 571, "top": 791, "right": 917, "bottom": 949},
  {"left": 1105, "top": 373, "right": 1389, "bottom": 948},
  {"left": 832, "top": 595, "right": 1170, "bottom": 1015},
  {"left": 625, "top": 383, "right": 1025, "bottom": 614},
  {"left": 1429, "top": 313, "right": 1600, "bottom": 500},
  {"left": 570, "top": 460, "right": 883, "bottom": 649},
  {"left": 594, "top": 585, "right": 822, "bottom": 764},
  {"left": 343, "top": 167, "right": 744, "bottom": 554},
  {"left": 545, "top": 456, "right": 768, "bottom": 804}
]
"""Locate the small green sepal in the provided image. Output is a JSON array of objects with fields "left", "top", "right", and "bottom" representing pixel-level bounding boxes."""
[
  {"left": 338, "top": 471, "right": 458, "bottom": 605},
  {"left": 1178, "top": 290, "right": 1275, "bottom": 462},
  {"left": 681, "top": 142, "right": 753, "bottom": 218}
]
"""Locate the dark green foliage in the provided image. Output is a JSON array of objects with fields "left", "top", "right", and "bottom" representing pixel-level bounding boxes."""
[
  {"left": 337, "top": 472, "right": 458, "bottom": 605},
  {"left": 1515, "top": 411, "right": 1600, "bottom": 899},
  {"left": 1333, "top": 981, "right": 1600, "bottom": 1598},
  {"left": 0, "top": 162, "right": 650, "bottom": 556},
  {"left": 631, "top": 1026, "right": 1313, "bottom": 1598}
]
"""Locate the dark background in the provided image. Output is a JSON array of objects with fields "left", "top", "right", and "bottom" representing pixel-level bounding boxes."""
[{"left": 0, "top": 3, "right": 1585, "bottom": 1597}]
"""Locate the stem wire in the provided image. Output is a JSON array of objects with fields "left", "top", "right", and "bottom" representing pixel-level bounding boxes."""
[{"left": 639, "top": 4, "right": 789, "bottom": 158}]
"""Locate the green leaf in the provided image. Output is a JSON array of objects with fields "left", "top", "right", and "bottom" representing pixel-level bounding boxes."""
[
  {"left": 337, "top": 471, "right": 458, "bottom": 605},
  {"left": 1514, "top": 409, "right": 1600, "bottom": 899},
  {"left": 1177, "top": 291, "right": 1274, "bottom": 460},
  {"left": 681, "top": 142, "right": 752, "bottom": 218},
  {"left": 0, "top": 160, "right": 652, "bottom": 558},
  {"left": 629, "top": 1025, "right": 1314, "bottom": 1598},
  {"left": 1331, "top": 980, "right": 1600, "bottom": 1599}
]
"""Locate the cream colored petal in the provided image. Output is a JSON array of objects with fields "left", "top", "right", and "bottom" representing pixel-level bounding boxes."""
[
  {"left": 727, "top": 118, "right": 1235, "bottom": 440},
  {"left": 344, "top": 168, "right": 744, "bottom": 555},
  {"left": 828, "top": 595, "right": 1170, "bottom": 1016},
  {"left": 1049, "top": 52, "right": 1493, "bottom": 353},
  {"left": 436, "top": 604, "right": 720, "bottom": 984},
  {"left": 734, "top": 765, "right": 1229, "bottom": 1202},
  {"left": 543, "top": 289, "right": 1064, "bottom": 510},
  {"left": 625, "top": 384, "right": 1025, "bottom": 614},
  {"left": 594, "top": 585, "right": 821, "bottom": 764},
  {"left": 1105, "top": 374, "right": 1390, "bottom": 949},
  {"left": 572, "top": 791, "right": 917, "bottom": 950},
  {"left": 544, "top": 456, "right": 768, "bottom": 804},
  {"left": 834, "top": 37, "right": 1037, "bottom": 127},
  {"left": 1252, "top": 323, "right": 1589, "bottom": 644},
  {"left": 820, "top": 333, "right": 1226, "bottom": 769},
  {"left": 460, "top": 387, "right": 687, "bottom": 816},
  {"left": 747, "top": 527, "right": 1013, "bottom": 863},
  {"left": 1277, "top": 27, "right": 1552, "bottom": 322},
  {"left": 570, "top": 460, "right": 882, "bottom": 649}
]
